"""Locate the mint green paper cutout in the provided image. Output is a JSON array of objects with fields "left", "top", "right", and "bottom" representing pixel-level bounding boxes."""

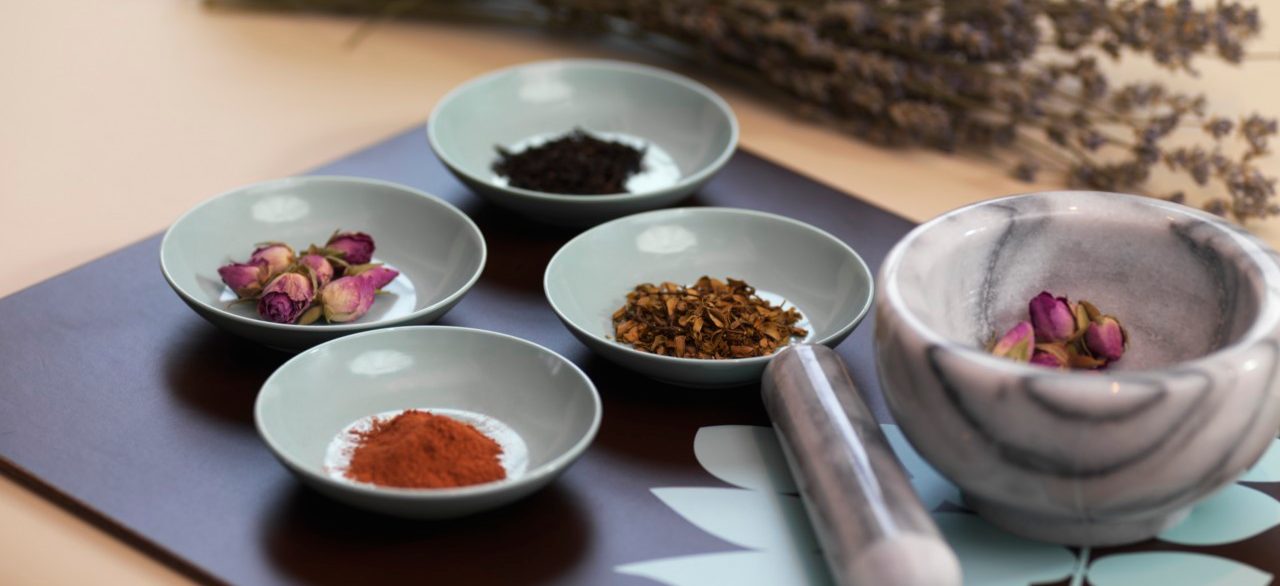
[
  {"left": 881, "top": 423, "right": 961, "bottom": 510},
  {"left": 934, "top": 513, "right": 1076, "bottom": 586},
  {"left": 651, "top": 487, "right": 818, "bottom": 552},
  {"left": 616, "top": 549, "right": 833, "bottom": 586},
  {"left": 1067, "top": 547, "right": 1091, "bottom": 586},
  {"left": 1088, "top": 552, "right": 1271, "bottom": 586},
  {"left": 693, "top": 426, "right": 797, "bottom": 493},
  {"left": 1159, "top": 484, "right": 1280, "bottom": 545},
  {"left": 1240, "top": 438, "right": 1280, "bottom": 482}
]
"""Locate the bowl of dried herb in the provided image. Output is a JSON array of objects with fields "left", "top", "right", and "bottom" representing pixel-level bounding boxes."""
[
  {"left": 544, "top": 207, "right": 874, "bottom": 387},
  {"left": 428, "top": 59, "right": 738, "bottom": 226}
]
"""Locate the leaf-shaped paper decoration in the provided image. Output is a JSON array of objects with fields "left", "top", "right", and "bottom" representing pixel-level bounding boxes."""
[
  {"left": 651, "top": 487, "right": 818, "bottom": 552},
  {"left": 881, "top": 424, "right": 961, "bottom": 510},
  {"left": 1088, "top": 552, "right": 1271, "bottom": 586},
  {"left": 1240, "top": 438, "right": 1280, "bottom": 483},
  {"left": 934, "top": 513, "right": 1076, "bottom": 586},
  {"left": 1158, "top": 484, "right": 1280, "bottom": 546},
  {"left": 616, "top": 549, "right": 832, "bottom": 586},
  {"left": 693, "top": 426, "right": 797, "bottom": 493}
]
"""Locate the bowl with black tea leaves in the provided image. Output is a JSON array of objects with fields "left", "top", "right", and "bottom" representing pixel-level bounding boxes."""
[
  {"left": 428, "top": 59, "right": 738, "bottom": 226},
  {"left": 876, "top": 190, "right": 1280, "bottom": 546},
  {"left": 255, "top": 326, "right": 601, "bottom": 519},
  {"left": 160, "top": 176, "right": 486, "bottom": 352},
  {"left": 544, "top": 207, "right": 874, "bottom": 387}
]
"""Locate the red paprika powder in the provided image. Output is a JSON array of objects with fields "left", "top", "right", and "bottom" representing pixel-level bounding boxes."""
[{"left": 345, "top": 410, "right": 506, "bottom": 489}]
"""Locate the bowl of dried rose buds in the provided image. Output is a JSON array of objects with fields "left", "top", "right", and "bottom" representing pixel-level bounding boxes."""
[
  {"left": 876, "top": 190, "right": 1280, "bottom": 547},
  {"left": 428, "top": 59, "right": 738, "bottom": 226},
  {"left": 544, "top": 207, "right": 874, "bottom": 388},
  {"left": 160, "top": 176, "right": 486, "bottom": 351}
]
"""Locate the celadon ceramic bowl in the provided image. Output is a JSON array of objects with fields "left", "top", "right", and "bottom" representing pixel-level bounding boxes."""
[
  {"left": 160, "top": 176, "right": 486, "bottom": 352},
  {"left": 255, "top": 326, "right": 601, "bottom": 519},
  {"left": 545, "top": 207, "right": 874, "bottom": 388},
  {"left": 428, "top": 59, "right": 738, "bottom": 226},
  {"left": 876, "top": 190, "right": 1280, "bottom": 546}
]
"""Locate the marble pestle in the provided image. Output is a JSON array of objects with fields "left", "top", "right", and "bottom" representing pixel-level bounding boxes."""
[{"left": 762, "top": 344, "right": 962, "bottom": 586}]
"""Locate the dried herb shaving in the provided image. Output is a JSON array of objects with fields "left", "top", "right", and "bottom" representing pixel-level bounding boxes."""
[{"left": 612, "top": 276, "right": 807, "bottom": 359}]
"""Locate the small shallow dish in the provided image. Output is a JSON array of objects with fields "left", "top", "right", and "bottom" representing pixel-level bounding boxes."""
[
  {"left": 544, "top": 207, "right": 874, "bottom": 387},
  {"left": 160, "top": 176, "right": 486, "bottom": 352},
  {"left": 876, "top": 191, "right": 1280, "bottom": 546},
  {"left": 255, "top": 326, "right": 601, "bottom": 519},
  {"left": 428, "top": 59, "right": 738, "bottom": 226}
]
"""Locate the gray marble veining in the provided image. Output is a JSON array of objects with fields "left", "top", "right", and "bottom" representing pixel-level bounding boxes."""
[
  {"left": 763, "top": 345, "right": 961, "bottom": 586},
  {"left": 874, "top": 191, "right": 1280, "bottom": 546}
]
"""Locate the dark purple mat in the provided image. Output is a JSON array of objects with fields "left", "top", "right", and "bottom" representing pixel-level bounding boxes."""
[
  {"left": 0, "top": 127, "right": 907, "bottom": 585},
  {"left": 2, "top": 126, "right": 1277, "bottom": 585}
]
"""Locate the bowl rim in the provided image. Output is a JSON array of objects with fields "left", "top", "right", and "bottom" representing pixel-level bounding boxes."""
[
  {"left": 254, "top": 325, "right": 603, "bottom": 500},
  {"left": 543, "top": 206, "right": 875, "bottom": 367},
  {"left": 426, "top": 58, "right": 740, "bottom": 203},
  {"left": 879, "top": 190, "right": 1280, "bottom": 378},
  {"left": 159, "top": 175, "right": 488, "bottom": 333}
]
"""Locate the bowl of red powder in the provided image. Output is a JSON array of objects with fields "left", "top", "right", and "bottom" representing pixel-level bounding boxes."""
[{"left": 254, "top": 326, "right": 601, "bottom": 519}]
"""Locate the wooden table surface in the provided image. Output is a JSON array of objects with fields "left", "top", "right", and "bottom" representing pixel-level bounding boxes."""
[{"left": 2, "top": 1, "right": 1278, "bottom": 583}]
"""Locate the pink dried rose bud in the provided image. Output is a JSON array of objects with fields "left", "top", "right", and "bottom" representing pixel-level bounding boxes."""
[
  {"left": 1029, "top": 291, "right": 1076, "bottom": 343},
  {"left": 257, "top": 272, "right": 314, "bottom": 324},
  {"left": 346, "top": 264, "right": 400, "bottom": 290},
  {"left": 991, "top": 321, "right": 1034, "bottom": 362},
  {"left": 1030, "top": 343, "right": 1070, "bottom": 370},
  {"left": 325, "top": 231, "right": 375, "bottom": 265},
  {"left": 298, "top": 254, "right": 335, "bottom": 288},
  {"left": 217, "top": 262, "right": 264, "bottom": 299},
  {"left": 320, "top": 276, "right": 375, "bottom": 323},
  {"left": 249, "top": 242, "right": 296, "bottom": 279},
  {"left": 1085, "top": 316, "right": 1127, "bottom": 362}
]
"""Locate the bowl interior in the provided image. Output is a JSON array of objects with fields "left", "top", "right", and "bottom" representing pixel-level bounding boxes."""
[
  {"left": 256, "top": 327, "right": 600, "bottom": 487},
  {"left": 888, "top": 192, "right": 1265, "bottom": 369},
  {"left": 546, "top": 208, "right": 873, "bottom": 355},
  {"left": 161, "top": 177, "right": 484, "bottom": 327},
  {"left": 430, "top": 60, "right": 735, "bottom": 195}
]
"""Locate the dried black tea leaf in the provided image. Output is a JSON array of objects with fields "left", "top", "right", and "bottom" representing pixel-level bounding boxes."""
[{"left": 493, "top": 129, "right": 645, "bottom": 195}]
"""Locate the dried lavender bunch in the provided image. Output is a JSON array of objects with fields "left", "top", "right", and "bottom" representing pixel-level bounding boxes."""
[{"left": 210, "top": 0, "right": 1279, "bottom": 220}]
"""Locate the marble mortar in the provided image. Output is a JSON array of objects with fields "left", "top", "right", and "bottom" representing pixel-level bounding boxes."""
[{"left": 875, "top": 191, "right": 1280, "bottom": 546}]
